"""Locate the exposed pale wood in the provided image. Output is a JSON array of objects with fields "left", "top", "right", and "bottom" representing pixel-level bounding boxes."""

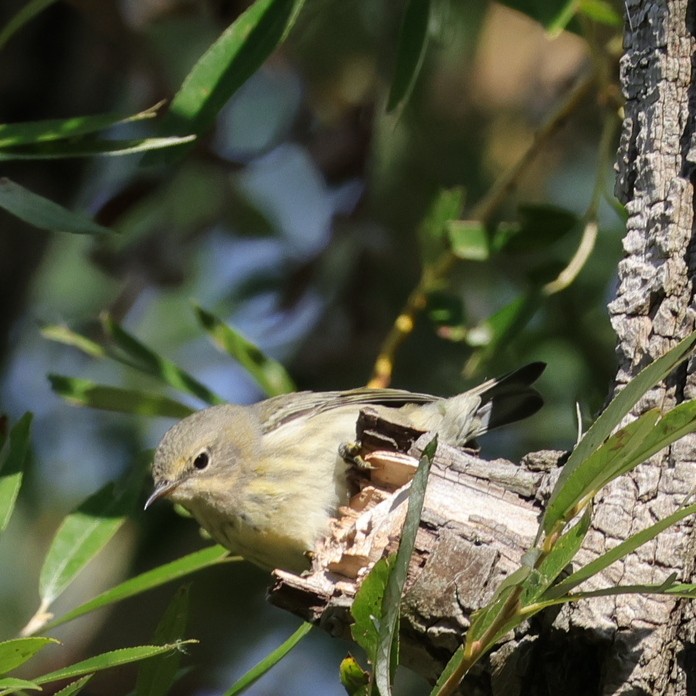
[{"left": 269, "top": 409, "right": 564, "bottom": 686}]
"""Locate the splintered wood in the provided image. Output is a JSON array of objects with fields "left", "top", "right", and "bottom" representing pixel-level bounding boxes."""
[{"left": 269, "top": 407, "right": 554, "bottom": 681}]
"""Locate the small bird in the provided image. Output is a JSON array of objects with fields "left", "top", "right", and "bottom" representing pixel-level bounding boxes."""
[{"left": 146, "top": 363, "right": 544, "bottom": 573}]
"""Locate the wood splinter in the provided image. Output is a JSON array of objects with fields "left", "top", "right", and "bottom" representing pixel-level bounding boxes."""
[{"left": 269, "top": 407, "right": 562, "bottom": 683}]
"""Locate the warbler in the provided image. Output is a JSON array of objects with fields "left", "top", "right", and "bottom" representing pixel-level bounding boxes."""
[{"left": 145, "top": 363, "right": 544, "bottom": 573}]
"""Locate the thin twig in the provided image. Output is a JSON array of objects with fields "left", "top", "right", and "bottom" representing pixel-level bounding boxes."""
[{"left": 367, "top": 71, "right": 598, "bottom": 388}]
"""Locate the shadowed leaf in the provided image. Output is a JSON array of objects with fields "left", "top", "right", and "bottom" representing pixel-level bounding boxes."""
[
  {"left": 48, "top": 375, "right": 194, "bottom": 418},
  {"left": 0, "top": 178, "right": 111, "bottom": 235},
  {"left": 0, "top": 413, "right": 32, "bottom": 532}
]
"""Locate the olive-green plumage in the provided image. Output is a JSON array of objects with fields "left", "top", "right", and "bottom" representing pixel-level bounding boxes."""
[{"left": 147, "top": 363, "right": 544, "bottom": 573}]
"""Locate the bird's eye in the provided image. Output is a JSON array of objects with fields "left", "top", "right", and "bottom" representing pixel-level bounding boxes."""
[{"left": 193, "top": 451, "right": 210, "bottom": 470}]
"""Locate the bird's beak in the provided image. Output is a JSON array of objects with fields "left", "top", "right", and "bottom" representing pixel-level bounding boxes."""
[{"left": 144, "top": 479, "right": 179, "bottom": 510}]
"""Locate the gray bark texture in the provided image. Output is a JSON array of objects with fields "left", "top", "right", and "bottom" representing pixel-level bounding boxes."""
[
  {"left": 269, "top": 1, "right": 696, "bottom": 692},
  {"left": 590, "top": 0, "right": 696, "bottom": 693}
]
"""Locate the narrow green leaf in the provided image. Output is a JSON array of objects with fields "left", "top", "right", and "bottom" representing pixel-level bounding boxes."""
[
  {"left": 102, "top": 315, "right": 224, "bottom": 405},
  {"left": 0, "top": 136, "right": 195, "bottom": 160},
  {"left": 34, "top": 643, "right": 196, "bottom": 685},
  {"left": 664, "top": 583, "right": 696, "bottom": 597},
  {"left": 0, "top": 676, "right": 41, "bottom": 694},
  {"left": 194, "top": 305, "right": 295, "bottom": 397},
  {"left": 0, "top": 0, "right": 57, "bottom": 50},
  {"left": 430, "top": 645, "right": 464, "bottom": 695},
  {"left": 0, "top": 103, "right": 164, "bottom": 148},
  {"left": 136, "top": 586, "right": 190, "bottom": 696},
  {"left": 546, "top": 501, "right": 696, "bottom": 599},
  {"left": 52, "top": 675, "right": 93, "bottom": 696},
  {"left": 545, "top": 330, "right": 696, "bottom": 530},
  {"left": 147, "top": 0, "right": 304, "bottom": 164},
  {"left": 609, "top": 400, "right": 696, "bottom": 479},
  {"left": 374, "top": 437, "right": 437, "bottom": 696},
  {"left": 579, "top": 0, "right": 621, "bottom": 25},
  {"left": 544, "top": 401, "right": 696, "bottom": 531},
  {"left": 545, "top": 1, "right": 578, "bottom": 36},
  {"left": 520, "top": 509, "right": 591, "bottom": 605},
  {"left": 386, "top": 0, "right": 431, "bottom": 113},
  {"left": 44, "top": 546, "right": 231, "bottom": 631},
  {"left": 39, "top": 466, "right": 146, "bottom": 605},
  {"left": 465, "top": 565, "right": 531, "bottom": 646},
  {"left": 543, "top": 409, "right": 661, "bottom": 531},
  {"left": 40, "top": 325, "right": 106, "bottom": 359},
  {"left": 0, "top": 178, "right": 112, "bottom": 236},
  {"left": 48, "top": 375, "right": 195, "bottom": 418},
  {"left": 223, "top": 623, "right": 312, "bottom": 696},
  {"left": 0, "top": 413, "right": 32, "bottom": 532},
  {"left": 567, "top": 581, "right": 696, "bottom": 601},
  {"left": 0, "top": 637, "right": 58, "bottom": 674},
  {"left": 446, "top": 220, "right": 489, "bottom": 261},
  {"left": 351, "top": 556, "right": 395, "bottom": 657}
]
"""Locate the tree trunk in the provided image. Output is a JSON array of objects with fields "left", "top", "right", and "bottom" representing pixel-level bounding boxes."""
[
  {"left": 269, "top": 1, "right": 696, "bottom": 692},
  {"left": 563, "top": 0, "right": 696, "bottom": 693}
]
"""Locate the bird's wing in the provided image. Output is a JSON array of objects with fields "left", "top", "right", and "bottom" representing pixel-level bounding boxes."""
[
  {"left": 253, "top": 362, "right": 546, "bottom": 435},
  {"left": 253, "top": 388, "right": 439, "bottom": 434}
]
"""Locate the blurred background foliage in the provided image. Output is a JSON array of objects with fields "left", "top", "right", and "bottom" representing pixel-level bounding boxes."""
[{"left": 0, "top": 0, "right": 624, "bottom": 693}]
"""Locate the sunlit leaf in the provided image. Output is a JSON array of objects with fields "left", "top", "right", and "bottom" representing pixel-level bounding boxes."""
[
  {"left": 386, "top": 0, "right": 431, "bottom": 113},
  {"left": 33, "top": 643, "right": 196, "bottom": 685},
  {"left": 52, "top": 675, "right": 93, "bottom": 696},
  {"left": 0, "top": 178, "right": 112, "bottom": 235},
  {"left": 0, "top": 413, "right": 32, "bottom": 532},
  {"left": 546, "top": 501, "right": 696, "bottom": 599},
  {"left": 579, "top": 0, "right": 621, "bottom": 25},
  {"left": 41, "top": 325, "right": 106, "bottom": 359},
  {"left": 39, "top": 465, "right": 146, "bottom": 605},
  {"left": 0, "top": 136, "right": 196, "bottom": 160},
  {"left": 374, "top": 437, "right": 437, "bottom": 696},
  {"left": 0, "top": 103, "right": 165, "bottom": 148},
  {"left": 136, "top": 586, "right": 190, "bottom": 696},
  {"left": 0, "top": 676, "right": 41, "bottom": 694},
  {"left": 194, "top": 305, "right": 295, "bottom": 397},
  {"left": 446, "top": 220, "right": 489, "bottom": 260},
  {"left": 544, "top": 330, "right": 696, "bottom": 531},
  {"left": 45, "top": 546, "right": 231, "bottom": 631},
  {"left": 0, "top": 637, "right": 58, "bottom": 674},
  {"left": 48, "top": 375, "right": 194, "bottom": 418},
  {"left": 223, "top": 623, "right": 312, "bottom": 695},
  {"left": 543, "top": 409, "right": 661, "bottom": 531},
  {"left": 520, "top": 509, "right": 591, "bottom": 604}
]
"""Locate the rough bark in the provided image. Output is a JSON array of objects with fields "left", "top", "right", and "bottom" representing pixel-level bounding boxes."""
[{"left": 568, "top": 0, "right": 696, "bottom": 693}]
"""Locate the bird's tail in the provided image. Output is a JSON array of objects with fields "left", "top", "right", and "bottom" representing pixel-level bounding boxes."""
[
  {"left": 429, "top": 362, "right": 545, "bottom": 445},
  {"left": 473, "top": 361, "right": 545, "bottom": 435}
]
